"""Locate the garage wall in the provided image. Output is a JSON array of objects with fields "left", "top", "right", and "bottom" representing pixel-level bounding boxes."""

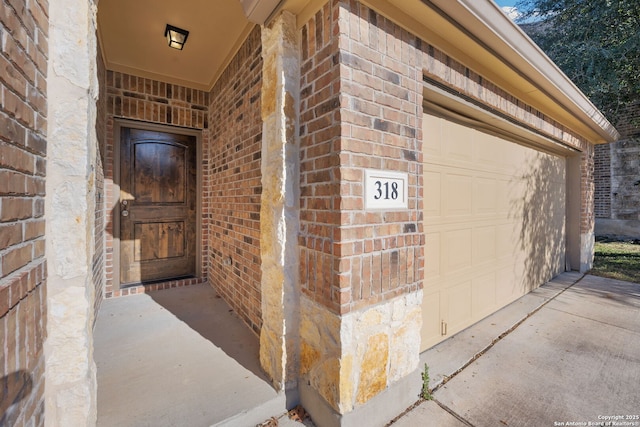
[{"left": 421, "top": 113, "right": 567, "bottom": 349}]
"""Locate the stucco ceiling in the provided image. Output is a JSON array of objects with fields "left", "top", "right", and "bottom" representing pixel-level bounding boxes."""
[{"left": 97, "top": 0, "right": 255, "bottom": 91}]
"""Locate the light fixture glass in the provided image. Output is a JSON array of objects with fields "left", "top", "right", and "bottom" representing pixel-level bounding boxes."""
[{"left": 164, "top": 24, "right": 189, "bottom": 50}]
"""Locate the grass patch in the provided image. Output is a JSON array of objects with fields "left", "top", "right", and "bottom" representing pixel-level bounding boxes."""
[{"left": 590, "top": 238, "right": 640, "bottom": 283}]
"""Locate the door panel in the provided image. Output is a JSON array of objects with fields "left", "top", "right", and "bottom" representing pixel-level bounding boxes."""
[
  {"left": 421, "top": 113, "right": 566, "bottom": 351},
  {"left": 119, "top": 128, "right": 197, "bottom": 285}
]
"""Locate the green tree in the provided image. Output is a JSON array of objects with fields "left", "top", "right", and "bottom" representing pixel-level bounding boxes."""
[{"left": 518, "top": 0, "right": 640, "bottom": 123}]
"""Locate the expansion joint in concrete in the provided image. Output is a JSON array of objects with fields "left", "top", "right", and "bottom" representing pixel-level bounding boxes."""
[{"left": 433, "top": 400, "right": 475, "bottom": 427}]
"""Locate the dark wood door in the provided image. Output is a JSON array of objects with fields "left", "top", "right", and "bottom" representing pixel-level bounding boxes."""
[{"left": 119, "top": 128, "right": 197, "bottom": 285}]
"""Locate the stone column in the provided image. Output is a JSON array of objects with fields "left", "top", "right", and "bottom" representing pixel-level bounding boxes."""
[
  {"left": 45, "top": 0, "right": 99, "bottom": 425},
  {"left": 259, "top": 10, "right": 301, "bottom": 392}
]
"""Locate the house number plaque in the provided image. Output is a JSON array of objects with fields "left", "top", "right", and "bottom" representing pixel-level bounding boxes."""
[{"left": 364, "top": 169, "right": 408, "bottom": 210}]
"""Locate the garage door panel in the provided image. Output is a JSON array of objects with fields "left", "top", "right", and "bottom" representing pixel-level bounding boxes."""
[
  {"left": 443, "top": 174, "right": 473, "bottom": 216},
  {"left": 474, "top": 177, "right": 498, "bottom": 215},
  {"left": 472, "top": 225, "right": 496, "bottom": 265},
  {"left": 424, "top": 171, "right": 442, "bottom": 217},
  {"left": 447, "top": 280, "right": 472, "bottom": 330},
  {"left": 443, "top": 228, "right": 472, "bottom": 272},
  {"left": 423, "top": 113, "right": 443, "bottom": 158},
  {"left": 421, "top": 290, "right": 443, "bottom": 349},
  {"left": 496, "top": 180, "right": 510, "bottom": 214},
  {"left": 495, "top": 265, "right": 519, "bottom": 304},
  {"left": 495, "top": 222, "right": 519, "bottom": 259},
  {"left": 443, "top": 122, "right": 473, "bottom": 162},
  {"left": 421, "top": 113, "right": 566, "bottom": 352},
  {"left": 472, "top": 272, "right": 497, "bottom": 318},
  {"left": 425, "top": 232, "right": 441, "bottom": 282}
]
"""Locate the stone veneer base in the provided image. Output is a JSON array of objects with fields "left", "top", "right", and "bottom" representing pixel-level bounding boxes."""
[{"left": 299, "top": 367, "right": 422, "bottom": 427}]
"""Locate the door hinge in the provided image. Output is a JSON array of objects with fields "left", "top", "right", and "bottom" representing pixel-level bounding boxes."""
[{"left": 441, "top": 320, "right": 448, "bottom": 336}]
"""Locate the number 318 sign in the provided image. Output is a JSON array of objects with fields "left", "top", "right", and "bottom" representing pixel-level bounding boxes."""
[{"left": 364, "top": 169, "right": 408, "bottom": 210}]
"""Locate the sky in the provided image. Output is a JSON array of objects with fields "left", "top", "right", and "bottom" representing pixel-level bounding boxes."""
[{"left": 493, "top": 0, "right": 523, "bottom": 20}]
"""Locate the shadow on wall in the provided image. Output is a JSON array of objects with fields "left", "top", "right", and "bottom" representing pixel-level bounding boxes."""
[
  {"left": 0, "top": 370, "right": 34, "bottom": 426},
  {"left": 513, "top": 152, "right": 566, "bottom": 293}
]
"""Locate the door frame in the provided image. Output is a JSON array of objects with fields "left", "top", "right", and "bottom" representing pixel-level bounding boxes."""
[{"left": 112, "top": 118, "right": 203, "bottom": 291}]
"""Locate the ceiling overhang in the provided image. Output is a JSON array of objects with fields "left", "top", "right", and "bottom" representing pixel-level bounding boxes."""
[
  {"left": 240, "top": 0, "right": 283, "bottom": 24},
  {"left": 97, "top": 0, "right": 618, "bottom": 143}
]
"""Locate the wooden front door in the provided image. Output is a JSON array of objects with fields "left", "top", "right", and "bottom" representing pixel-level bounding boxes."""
[{"left": 119, "top": 127, "right": 197, "bottom": 285}]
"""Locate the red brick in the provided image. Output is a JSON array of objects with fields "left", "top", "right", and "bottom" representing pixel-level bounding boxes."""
[
  {"left": 0, "top": 222, "right": 23, "bottom": 249},
  {"left": 0, "top": 170, "right": 26, "bottom": 194},
  {"left": 2, "top": 243, "right": 32, "bottom": 277},
  {"left": 0, "top": 112, "right": 27, "bottom": 147},
  {"left": 0, "top": 284, "right": 10, "bottom": 317},
  {"left": 1, "top": 197, "right": 33, "bottom": 221}
]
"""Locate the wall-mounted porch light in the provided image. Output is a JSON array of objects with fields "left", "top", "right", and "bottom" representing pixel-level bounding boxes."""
[{"left": 164, "top": 24, "right": 189, "bottom": 50}]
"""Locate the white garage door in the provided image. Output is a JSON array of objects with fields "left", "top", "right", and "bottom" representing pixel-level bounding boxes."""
[{"left": 421, "top": 112, "right": 567, "bottom": 351}]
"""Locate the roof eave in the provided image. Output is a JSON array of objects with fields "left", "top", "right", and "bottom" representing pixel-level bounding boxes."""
[{"left": 432, "top": 0, "right": 619, "bottom": 143}]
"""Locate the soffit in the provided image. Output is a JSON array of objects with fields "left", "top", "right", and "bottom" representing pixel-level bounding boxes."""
[
  {"left": 98, "top": 0, "right": 617, "bottom": 143},
  {"left": 97, "top": 0, "right": 320, "bottom": 92},
  {"left": 97, "top": 0, "right": 255, "bottom": 91}
]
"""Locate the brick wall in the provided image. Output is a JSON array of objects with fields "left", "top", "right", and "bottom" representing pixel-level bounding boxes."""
[
  {"left": 594, "top": 143, "right": 611, "bottom": 218},
  {"left": 299, "top": 1, "right": 343, "bottom": 313},
  {"left": 103, "top": 71, "right": 208, "bottom": 297},
  {"left": 419, "top": 37, "right": 596, "bottom": 236},
  {"left": 0, "top": 0, "right": 48, "bottom": 425},
  {"left": 300, "top": 1, "right": 425, "bottom": 314},
  {"left": 93, "top": 45, "right": 107, "bottom": 318},
  {"left": 206, "top": 26, "right": 263, "bottom": 334},
  {"left": 605, "top": 103, "right": 639, "bottom": 222},
  {"left": 100, "top": 29, "right": 264, "bottom": 336}
]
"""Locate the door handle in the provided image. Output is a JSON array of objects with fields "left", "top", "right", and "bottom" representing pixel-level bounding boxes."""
[{"left": 122, "top": 210, "right": 129, "bottom": 217}]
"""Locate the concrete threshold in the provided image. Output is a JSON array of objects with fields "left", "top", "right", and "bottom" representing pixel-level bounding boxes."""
[{"left": 94, "top": 283, "right": 289, "bottom": 427}]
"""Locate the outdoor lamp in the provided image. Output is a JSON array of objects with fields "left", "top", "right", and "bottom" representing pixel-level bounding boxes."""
[{"left": 165, "top": 24, "right": 189, "bottom": 50}]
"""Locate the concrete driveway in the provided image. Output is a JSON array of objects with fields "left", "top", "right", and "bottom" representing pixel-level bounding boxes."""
[{"left": 394, "top": 274, "right": 640, "bottom": 427}]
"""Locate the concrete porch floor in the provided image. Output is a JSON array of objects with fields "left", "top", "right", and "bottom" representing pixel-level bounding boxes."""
[{"left": 94, "top": 283, "right": 294, "bottom": 427}]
